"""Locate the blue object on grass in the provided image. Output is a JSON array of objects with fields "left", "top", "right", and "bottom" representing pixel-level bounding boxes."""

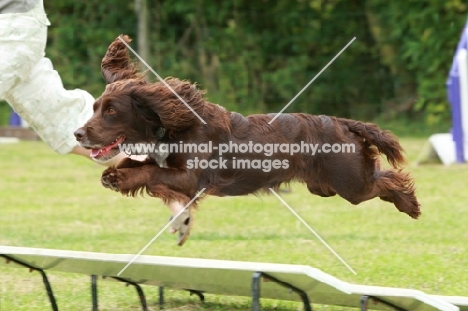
[
  {"left": 447, "top": 18, "right": 468, "bottom": 163},
  {"left": 9, "top": 111, "right": 22, "bottom": 127}
]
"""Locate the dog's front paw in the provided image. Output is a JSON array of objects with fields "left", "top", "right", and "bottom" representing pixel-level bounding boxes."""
[{"left": 101, "top": 167, "right": 120, "bottom": 192}]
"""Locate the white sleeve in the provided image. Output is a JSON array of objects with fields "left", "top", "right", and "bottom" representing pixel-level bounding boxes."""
[{"left": 5, "top": 57, "right": 95, "bottom": 154}]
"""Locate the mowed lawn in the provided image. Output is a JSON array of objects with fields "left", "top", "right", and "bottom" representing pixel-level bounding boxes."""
[{"left": 0, "top": 139, "right": 467, "bottom": 310}]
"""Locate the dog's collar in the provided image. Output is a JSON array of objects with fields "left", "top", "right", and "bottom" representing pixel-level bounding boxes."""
[{"left": 155, "top": 127, "right": 166, "bottom": 139}]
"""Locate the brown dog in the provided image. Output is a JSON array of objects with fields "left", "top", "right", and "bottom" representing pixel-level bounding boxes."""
[{"left": 75, "top": 35, "right": 420, "bottom": 235}]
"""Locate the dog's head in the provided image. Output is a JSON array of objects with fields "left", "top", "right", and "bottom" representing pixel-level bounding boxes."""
[{"left": 74, "top": 35, "right": 205, "bottom": 162}]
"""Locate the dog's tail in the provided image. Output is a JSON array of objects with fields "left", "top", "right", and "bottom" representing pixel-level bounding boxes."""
[{"left": 339, "top": 118, "right": 406, "bottom": 169}]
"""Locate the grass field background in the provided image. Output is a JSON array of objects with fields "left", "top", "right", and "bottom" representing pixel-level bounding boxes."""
[{"left": 0, "top": 139, "right": 467, "bottom": 310}]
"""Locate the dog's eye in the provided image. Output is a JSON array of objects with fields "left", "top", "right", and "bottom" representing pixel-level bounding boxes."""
[{"left": 106, "top": 107, "right": 116, "bottom": 115}]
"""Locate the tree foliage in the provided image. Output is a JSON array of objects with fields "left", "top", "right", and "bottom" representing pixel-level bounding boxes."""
[{"left": 43, "top": 0, "right": 468, "bottom": 124}]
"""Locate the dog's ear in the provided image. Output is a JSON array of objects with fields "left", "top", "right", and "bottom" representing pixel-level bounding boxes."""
[
  {"left": 130, "top": 79, "right": 205, "bottom": 139},
  {"left": 130, "top": 93, "right": 166, "bottom": 141},
  {"left": 101, "top": 35, "right": 141, "bottom": 84}
]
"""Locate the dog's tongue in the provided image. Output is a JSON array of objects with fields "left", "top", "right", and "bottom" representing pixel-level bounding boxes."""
[
  {"left": 89, "top": 137, "right": 125, "bottom": 159},
  {"left": 90, "top": 148, "right": 102, "bottom": 158},
  {"left": 90, "top": 145, "right": 113, "bottom": 158}
]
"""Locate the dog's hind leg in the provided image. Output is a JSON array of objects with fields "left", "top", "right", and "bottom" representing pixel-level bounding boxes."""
[
  {"left": 373, "top": 170, "right": 421, "bottom": 219},
  {"left": 332, "top": 170, "right": 421, "bottom": 219},
  {"left": 315, "top": 159, "right": 421, "bottom": 219}
]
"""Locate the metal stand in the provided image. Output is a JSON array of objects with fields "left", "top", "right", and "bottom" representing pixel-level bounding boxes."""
[
  {"left": 0, "top": 254, "right": 58, "bottom": 311},
  {"left": 252, "top": 272, "right": 262, "bottom": 311},
  {"left": 111, "top": 276, "right": 148, "bottom": 311},
  {"left": 360, "top": 295, "right": 407, "bottom": 311},
  {"left": 251, "top": 271, "right": 312, "bottom": 311},
  {"left": 157, "top": 287, "right": 205, "bottom": 310},
  {"left": 159, "top": 286, "right": 164, "bottom": 310},
  {"left": 91, "top": 275, "right": 98, "bottom": 311},
  {"left": 186, "top": 289, "right": 205, "bottom": 301},
  {"left": 2, "top": 255, "right": 407, "bottom": 311}
]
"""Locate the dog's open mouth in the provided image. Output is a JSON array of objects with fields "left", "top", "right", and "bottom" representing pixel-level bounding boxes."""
[{"left": 90, "top": 136, "right": 125, "bottom": 159}]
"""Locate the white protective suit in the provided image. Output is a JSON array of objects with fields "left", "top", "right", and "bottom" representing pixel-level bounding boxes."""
[{"left": 0, "top": 0, "right": 94, "bottom": 154}]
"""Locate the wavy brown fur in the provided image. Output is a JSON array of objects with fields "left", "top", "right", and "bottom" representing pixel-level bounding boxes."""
[
  {"left": 101, "top": 35, "right": 142, "bottom": 83},
  {"left": 75, "top": 35, "right": 421, "bottom": 223}
]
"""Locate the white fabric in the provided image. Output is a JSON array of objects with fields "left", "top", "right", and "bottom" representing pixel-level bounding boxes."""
[
  {"left": 0, "top": 0, "right": 49, "bottom": 95},
  {"left": 0, "top": 0, "right": 95, "bottom": 154},
  {"left": 0, "top": 0, "right": 39, "bottom": 14}
]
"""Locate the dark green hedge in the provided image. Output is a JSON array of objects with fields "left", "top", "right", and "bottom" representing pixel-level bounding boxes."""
[{"left": 35, "top": 0, "right": 468, "bottom": 128}]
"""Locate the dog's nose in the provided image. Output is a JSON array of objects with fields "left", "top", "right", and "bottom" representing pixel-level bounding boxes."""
[{"left": 74, "top": 127, "right": 86, "bottom": 141}]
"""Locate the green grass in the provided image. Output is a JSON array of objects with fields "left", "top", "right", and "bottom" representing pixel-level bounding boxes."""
[
  {"left": 0, "top": 101, "right": 12, "bottom": 127},
  {"left": 0, "top": 139, "right": 468, "bottom": 310}
]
